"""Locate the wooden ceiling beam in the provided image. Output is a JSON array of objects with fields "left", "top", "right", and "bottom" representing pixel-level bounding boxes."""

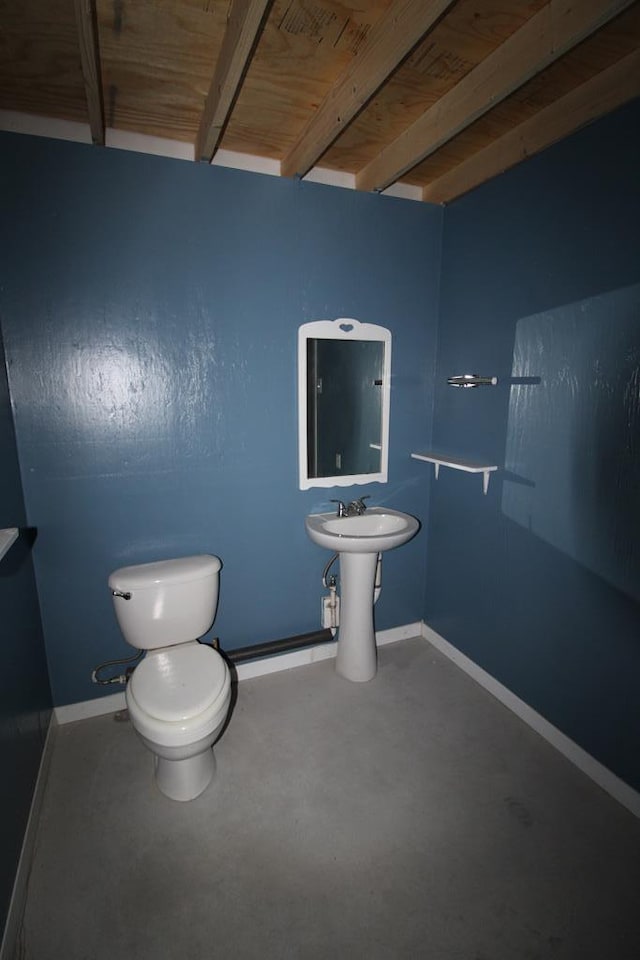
[
  {"left": 281, "top": 0, "right": 458, "bottom": 180},
  {"left": 356, "top": 0, "right": 637, "bottom": 193},
  {"left": 73, "top": 0, "right": 104, "bottom": 146},
  {"left": 422, "top": 49, "right": 640, "bottom": 204},
  {"left": 196, "top": 0, "right": 272, "bottom": 163}
]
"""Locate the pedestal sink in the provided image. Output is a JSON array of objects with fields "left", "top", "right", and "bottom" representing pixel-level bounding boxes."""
[{"left": 305, "top": 507, "right": 419, "bottom": 682}]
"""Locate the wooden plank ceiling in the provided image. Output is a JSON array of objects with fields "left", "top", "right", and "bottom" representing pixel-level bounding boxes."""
[{"left": 1, "top": 0, "right": 639, "bottom": 202}]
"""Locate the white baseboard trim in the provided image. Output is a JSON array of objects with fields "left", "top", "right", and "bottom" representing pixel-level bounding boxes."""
[
  {"left": 55, "top": 623, "right": 423, "bottom": 722},
  {"left": 0, "top": 713, "right": 58, "bottom": 960},
  {"left": 54, "top": 691, "right": 126, "bottom": 725},
  {"left": 421, "top": 622, "right": 640, "bottom": 819},
  {"left": 377, "top": 621, "right": 424, "bottom": 646},
  {"left": 234, "top": 620, "right": 422, "bottom": 681},
  {"left": 234, "top": 637, "right": 338, "bottom": 681}
]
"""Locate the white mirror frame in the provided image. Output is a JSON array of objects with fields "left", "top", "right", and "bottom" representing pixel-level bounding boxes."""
[{"left": 298, "top": 317, "right": 392, "bottom": 490}]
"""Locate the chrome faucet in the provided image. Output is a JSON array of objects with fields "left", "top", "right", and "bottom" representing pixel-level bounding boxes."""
[
  {"left": 330, "top": 496, "right": 370, "bottom": 517},
  {"left": 346, "top": 496, "right": 370, "bottom": 516}
]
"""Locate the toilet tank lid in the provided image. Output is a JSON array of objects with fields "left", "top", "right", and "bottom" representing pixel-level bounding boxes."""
[{"left": 108, "top": 554, "right": 221, "bottom": 591}]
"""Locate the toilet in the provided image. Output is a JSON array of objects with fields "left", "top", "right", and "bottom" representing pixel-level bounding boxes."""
[{"left": 108, "top": 554, "right": 231, "bottom": 802}]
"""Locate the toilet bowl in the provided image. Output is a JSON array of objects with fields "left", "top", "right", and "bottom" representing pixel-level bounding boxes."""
[{"left": 108, "top": 555, "right": 231, "bottom": 802}]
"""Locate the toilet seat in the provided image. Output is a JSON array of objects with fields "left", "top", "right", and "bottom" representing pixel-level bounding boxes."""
[
  {"left": 126, "top": 681, "right": 231, "bottom": 749},
  {"left": 126, "top": 652, "right": 231, "bottom": 749},
  {"left": 130, "top": 642, "right": 227, "bottom": 722}
]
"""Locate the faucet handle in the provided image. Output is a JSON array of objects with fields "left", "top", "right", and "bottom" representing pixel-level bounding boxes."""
[
  {"left": 345, "top": 496, "right": 370, "bottom": 516},
  {"left": 330, "top": 499, "right": 348, "bottom": 517}
]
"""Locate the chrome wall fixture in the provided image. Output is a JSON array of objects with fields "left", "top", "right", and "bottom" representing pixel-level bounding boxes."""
[{"left": 447, "top": 374, "right": 498, "bottom": 388}]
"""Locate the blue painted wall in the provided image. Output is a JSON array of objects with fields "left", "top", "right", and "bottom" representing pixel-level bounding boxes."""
[
  {"left": 428, "top": 99, "right": 640, "bottom": 790},
  {"left": 0, "top": 327, "right": 51, "bottom": 936},
  {"left": 0, "top": 133, "right": 442, "bottom": 707}
]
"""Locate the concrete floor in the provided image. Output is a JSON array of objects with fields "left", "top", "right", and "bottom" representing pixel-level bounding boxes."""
[{"left": 18, "top": 637, "right": 640, "bottom": 959}]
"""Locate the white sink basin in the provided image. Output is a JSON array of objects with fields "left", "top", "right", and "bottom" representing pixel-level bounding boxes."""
[{"left": 305, "top": 507, "right": 419, "bottom": 554}]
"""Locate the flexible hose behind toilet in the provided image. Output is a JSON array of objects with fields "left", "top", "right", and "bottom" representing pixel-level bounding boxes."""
[{"left": 91, "top": 649, "right": 143, "bottom": 686}]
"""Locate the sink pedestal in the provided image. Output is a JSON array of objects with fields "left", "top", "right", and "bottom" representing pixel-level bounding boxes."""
[
  {"left": 305, "top": 507, "right": 419, "bottom": 684},
  {"left": 335, "top": 552, "right": 378, "bottom": 682}
]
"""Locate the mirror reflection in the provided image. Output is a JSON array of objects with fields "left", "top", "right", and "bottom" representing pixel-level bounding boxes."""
[
  {"left": 307, "top": 339, "right": 383, "bottom": 478},
  {"left": 298, "top": 319, "right": 391, "bottom": 490}
]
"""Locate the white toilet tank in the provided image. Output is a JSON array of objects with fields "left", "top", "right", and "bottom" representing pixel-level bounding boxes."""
[{"left": 108, "top": 555, "right": 221, "bottom": 650}]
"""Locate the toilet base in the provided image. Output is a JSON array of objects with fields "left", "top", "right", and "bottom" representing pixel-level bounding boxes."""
[{"left": 154, "top": 748, "right": 216, "bottom": 802}]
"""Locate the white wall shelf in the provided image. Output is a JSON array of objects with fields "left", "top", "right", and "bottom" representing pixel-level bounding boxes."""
[
  {"left": 411, "top": 453, "right": 498, "bottom": 495},
  {"left": 0, "top": 527, "right": 19, "bottom": 561}
]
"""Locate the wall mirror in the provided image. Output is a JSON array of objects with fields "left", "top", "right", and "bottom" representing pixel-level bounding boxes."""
[{"left": 298, "top": 318, "right": 391, "bottom": 490}]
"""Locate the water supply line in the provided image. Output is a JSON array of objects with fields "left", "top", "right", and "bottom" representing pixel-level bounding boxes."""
[
  {"left": 321, "top": 552, "right": 340, "bottom": 636},
  {"left": 322, "top": 552, "right": 338, "bottom": 588},
  {"left": 319, "top": 549, "right": 382, "bottom": 636},
  {"left": 374, "top": 553, "right": 382, "bottom": 605},
  {"left": 91, "top": 649, "right": 143, "bottom": 686}
]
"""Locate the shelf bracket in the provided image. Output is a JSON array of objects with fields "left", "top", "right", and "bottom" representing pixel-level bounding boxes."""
[{"left": 0, "top": 527, "right": 19, "bottom": 561}]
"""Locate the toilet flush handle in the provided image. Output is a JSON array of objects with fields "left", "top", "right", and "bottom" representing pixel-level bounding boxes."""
[{"left": 112, "top": 589, "right": 132, "bottom": 600}]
